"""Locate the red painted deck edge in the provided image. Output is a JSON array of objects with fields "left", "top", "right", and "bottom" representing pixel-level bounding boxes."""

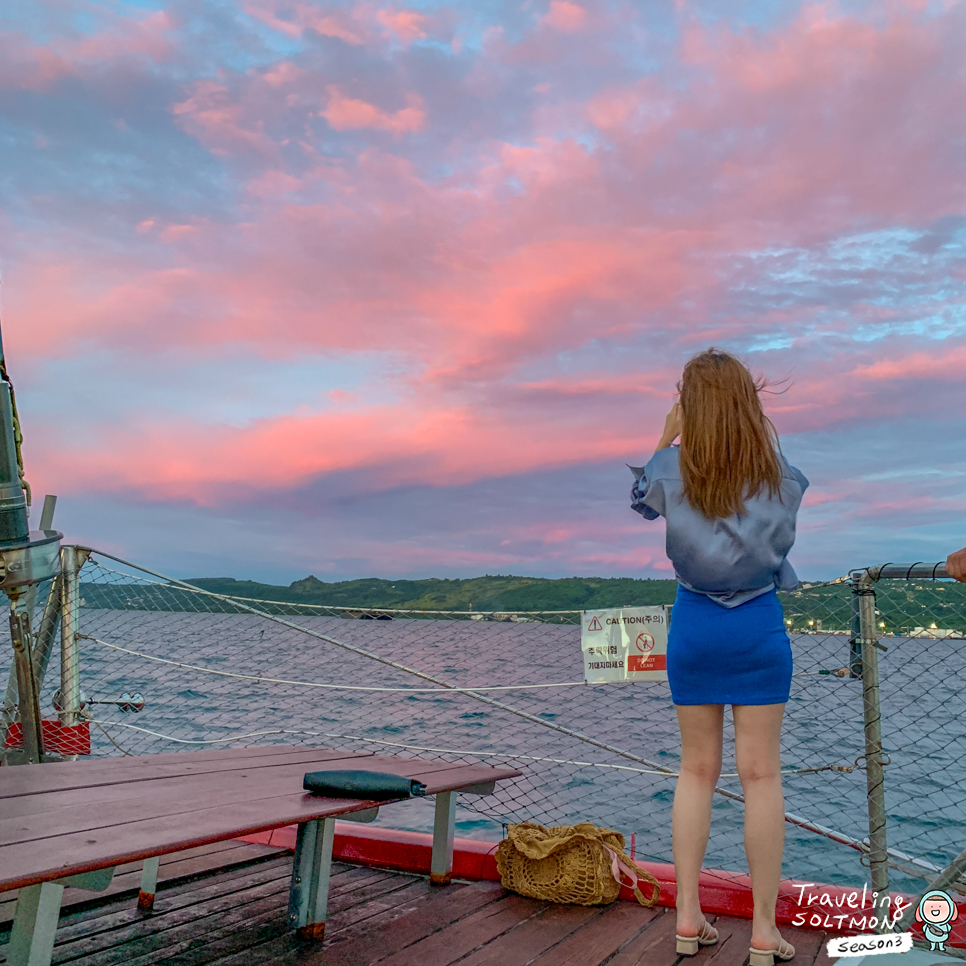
[{"left": 237, "top": 825, "right": 960, "bottom": 945}]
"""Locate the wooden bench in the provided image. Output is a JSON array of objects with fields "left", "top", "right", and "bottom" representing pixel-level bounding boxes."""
[{"left": 0, "top": 746, "right": 521, "bottom": 966}]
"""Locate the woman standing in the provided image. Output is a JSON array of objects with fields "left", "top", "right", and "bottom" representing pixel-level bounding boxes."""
[{"left": 630, "top": 349, "right": 808, "bottom": 966}]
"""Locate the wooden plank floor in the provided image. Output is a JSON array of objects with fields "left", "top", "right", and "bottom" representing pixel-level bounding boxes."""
[{"left": 0, "top": 845, "right": 844, "bottom": 966}]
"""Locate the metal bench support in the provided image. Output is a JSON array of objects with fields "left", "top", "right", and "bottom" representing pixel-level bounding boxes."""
[
  {"left": 8, "top": 868, "right": 114, "bottom": 966},
  {"left": 287, "top": 807, "right": 379, "bottom": 938},
  {"left": 289, "top": 818, "right": 335, "bottom": 939},
  {"left": 8, "top": 882, "right": 63, "bottom": 966},
  {"left": 138, "top": 855, "right": 161, "bottom": 912},
  {"left": 431, "top": 790, "right": 457, "bottom": 885}
]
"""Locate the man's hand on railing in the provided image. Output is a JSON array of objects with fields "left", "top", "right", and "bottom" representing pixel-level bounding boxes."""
[{"left": 947, "top": 546, "right": 966, "bottom": 582}]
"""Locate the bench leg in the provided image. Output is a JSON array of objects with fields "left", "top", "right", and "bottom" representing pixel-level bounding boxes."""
[
  {"left": 288, "top": 817, "right": 335, "bottom": 939},
  {"left": 8, "top": 881, "right": 64, "bottom": 966},
  {"left": 431, "top": 790, "right": 457, "bottom": 885},
  {"left": 138, "top": 855, "right": 161, "bottom": 912}
]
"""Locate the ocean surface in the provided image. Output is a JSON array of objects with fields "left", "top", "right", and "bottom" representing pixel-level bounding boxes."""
[{"left": 8, "top": 605, "right": 965, "bottom": 896}]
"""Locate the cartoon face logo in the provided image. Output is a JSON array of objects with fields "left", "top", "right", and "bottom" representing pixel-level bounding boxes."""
[
  {"left": 915, "top": 889, "right": 959, "bottom": 952},
  {"left": 923, "top": 898, "right": 952, "bottom": 922},
  {"left": 634, "top": 633, "right": 655, "bottom": 654}
]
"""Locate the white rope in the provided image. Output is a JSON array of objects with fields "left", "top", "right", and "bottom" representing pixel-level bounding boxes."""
[
  {"left": 91, "top": 718, "right": 134, "bottom": 756},
  {"left": 94, "top": 721, "right": 683, "bottom": 773},
  {"left": 92, "top": 721, "right": 853, "bottom": 778},
  {"left": 83, "top": 636, "right": 586, "bottom": 692}
]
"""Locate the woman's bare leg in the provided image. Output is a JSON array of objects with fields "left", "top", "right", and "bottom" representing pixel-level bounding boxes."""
[
  {"left": 673, "top": 704, "right": 724, "bottom": 937},
  {"left": 733, "top": 703, "right": 787, "bottom": 951}
]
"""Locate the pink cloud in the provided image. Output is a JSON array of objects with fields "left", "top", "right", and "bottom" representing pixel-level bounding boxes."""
[
  {"left": 321, "top": 86, "right": 426, "bottom": 134},
  {"left": 376, "top": 8, "right": 433, "bottom": 43},
  {"left": 242, "top": 2, "right": 369, "bottom": 44},
  {"left": 246, "top": 170, "right": 304, "bottom": 198},
  {"left": 68, "top": 10, "right": 176, "bottom": 62},
  {"left": 260, "top": 62, "right": 306, "bottom": 88},
  {"left": 172, "top": 81, "right": 277, "bottom": 158},
  {"left": 0, "top": 11, "right": 175, "bottom": 92},
  {"left": 542, "top": 1, "right": 588, "bottom": 32},
  {"left": 515, "top": 376, "right": 669, "bottom": 399},
  {"left": 27, "top": 402, "right": 647, "bottom": 504},
  {"left": 541, "top": 528, "right": 573, "bottom": 544},
  {"left": 668, "top": 5, "right": 966, "bottom": 227},
  {"left": 853, "top": 347, "right": 966, "bottom": 382},
  {"left": 303, "top": 12, "right": 369, "bottom": 44},
  {"left": 0, "top": 42, "right": 73, "bottom": 92}
]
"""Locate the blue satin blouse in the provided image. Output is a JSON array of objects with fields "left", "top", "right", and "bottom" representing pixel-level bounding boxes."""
[{"left": 630, "top": 445, "right": 809, "bottom": 608}]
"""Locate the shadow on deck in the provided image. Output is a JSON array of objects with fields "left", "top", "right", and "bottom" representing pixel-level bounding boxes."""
[{"left": 0, "top": 841, "right": 842, "bottom": 966}]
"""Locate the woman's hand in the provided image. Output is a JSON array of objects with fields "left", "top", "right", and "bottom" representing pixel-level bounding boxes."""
[
  {"left": 947, "top": 546, "right": 966, "bottom": 583},
  {"left": 657, "top": 402, "right": 683, "bottom": 450}
]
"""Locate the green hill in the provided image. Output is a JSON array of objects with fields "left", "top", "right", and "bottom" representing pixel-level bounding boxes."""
[
  {"left": 185, "top": 574, "right": 679, "bottom": 612},
  {"left": 80, "top": 570, "right": 966, "bottom": 635}
]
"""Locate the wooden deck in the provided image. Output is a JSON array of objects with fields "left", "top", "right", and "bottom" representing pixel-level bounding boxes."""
[{"left": 0, "top": 841, "right": 843, "bottom": 966}]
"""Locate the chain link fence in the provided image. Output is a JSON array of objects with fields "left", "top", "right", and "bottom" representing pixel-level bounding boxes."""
[
  {"left": 1, "top": 548, "right": 964, "bottom": 909},
  {"left": 858, "top": 566, "right": 966, "bottom": 901}
]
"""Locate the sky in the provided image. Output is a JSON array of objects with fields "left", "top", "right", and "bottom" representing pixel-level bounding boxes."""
[{"left": 0, "top": 0, "right": 964, "bottom": 584}]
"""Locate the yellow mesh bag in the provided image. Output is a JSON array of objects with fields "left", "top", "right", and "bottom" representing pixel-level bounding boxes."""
[{"left": 495, "top": 822, "right": 660, "bottom": 907}]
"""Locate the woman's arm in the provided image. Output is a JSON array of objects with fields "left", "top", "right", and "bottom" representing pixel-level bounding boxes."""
[
  {"left": 656, "top": 402, "right": 683, "bottom": 450},
  {"left": 630, "top": 403, "right": 680, "bottom": 521}
]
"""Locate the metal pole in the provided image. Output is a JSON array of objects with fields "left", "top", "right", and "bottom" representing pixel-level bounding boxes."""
[
  {"left": 854, "top": 570, "right": 891, "bottom": 930},
  {"left": 1, "top": 652, "right": 20, "bottom": 734},
  {"left": 32, "top": 576, "right": 62, "bottom": 686},
  {"left": 9, "top": 597, "right": 43, "bottom": 763},
  {"left": 59, "top": 546, "right": 84, "bottom": 728},
  {"left": 849, "top": 583, "right": 863, "bottom": 679},
  {"left": 871, "top": 562, "right": 949, "bottom": 580}
]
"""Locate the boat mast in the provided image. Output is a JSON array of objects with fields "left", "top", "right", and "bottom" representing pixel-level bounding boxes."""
[
  {"left": 0, "top": 323, "right": 29, "bottom": 544},
  {"left": 0, "top": 311, "right": 63, "bottom": 763}
]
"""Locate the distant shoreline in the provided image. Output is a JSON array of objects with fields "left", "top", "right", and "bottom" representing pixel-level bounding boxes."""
[{"left": 185, "top": 574, "right": 680, "bottom": 611}]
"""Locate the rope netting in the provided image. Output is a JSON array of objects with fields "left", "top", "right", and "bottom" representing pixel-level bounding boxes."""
[{"left": 2, "top": 548, "right": 964, "bottom": 899}]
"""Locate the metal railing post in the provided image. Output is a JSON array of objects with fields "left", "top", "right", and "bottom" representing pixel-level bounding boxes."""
[
  {"left": 853, "top": 570, "right": 890, "bottom": 930},
  {"left": 849, "top": 582, "right": 864, "bottom": 679},
  {"left": 59, "top": 546, "right": 86, "bottom": 729}
]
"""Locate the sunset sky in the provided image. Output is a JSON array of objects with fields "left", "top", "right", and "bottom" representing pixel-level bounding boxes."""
[{"left": 1, "top": 0, "right": 964, "bottom": 583}]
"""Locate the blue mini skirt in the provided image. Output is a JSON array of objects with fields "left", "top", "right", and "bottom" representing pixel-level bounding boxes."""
[{"left": 666, "top": 585, "right": 792, "bottom": 706}]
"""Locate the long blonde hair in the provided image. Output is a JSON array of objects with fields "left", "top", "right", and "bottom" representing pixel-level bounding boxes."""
[{"left": 678, "top": 349, "right": 782, "bottom": 519}]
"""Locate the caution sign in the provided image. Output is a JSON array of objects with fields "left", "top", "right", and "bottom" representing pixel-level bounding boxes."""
[{"left": 581, "top": 606, "right": 669, "bottom": 683}]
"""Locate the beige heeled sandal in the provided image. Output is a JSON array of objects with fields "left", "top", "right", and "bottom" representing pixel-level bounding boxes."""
[
  {"left": 675, "top": 921, "right": 719, "bottom": 956},
  {"left": 748, "top": 937, "right": 795, "bottom": 966}
]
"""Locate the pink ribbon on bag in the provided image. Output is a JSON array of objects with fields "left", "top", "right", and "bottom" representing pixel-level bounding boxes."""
[{"left": 603, "top": 846, "right": 659, "bottom": 905}]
